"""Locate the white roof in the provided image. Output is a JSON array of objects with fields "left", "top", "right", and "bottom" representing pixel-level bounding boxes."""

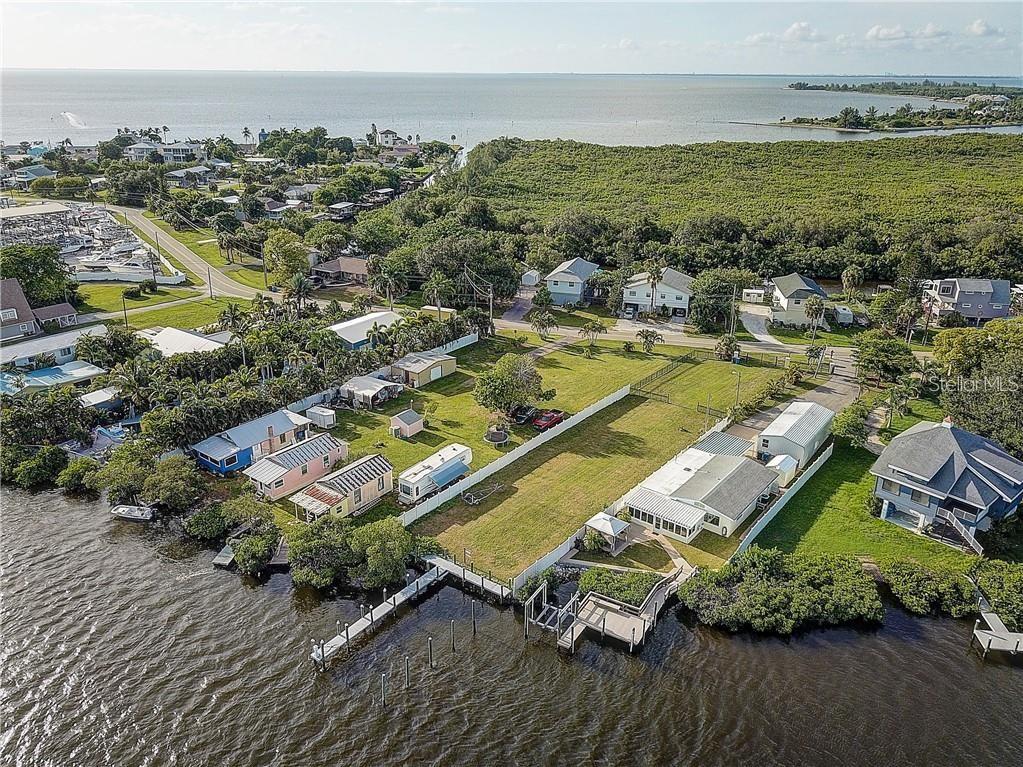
[
  {"left": 328, "top": 310, "right": 401, "bottom": 345},
  {"left": 78, "top": 385, "right": 120, "bottom": 407},
  {"left": 760, "top": 401, "right": 835, "bottom": 446},
  {"left": 585, "top": 511, "right": 629, "bottom": 537},
  {"left": 139, "top": 327, "right": 225, "bottom": 357},
  {"left": 306, "top": 405, "right": 334, "bottom": 417},
  {"left": 0, "top": 201, "right": 71, "bottom": 220},
  {"left": 767, "top": 454, "right": 799, "bottom": 471},
  {"left": 341, "top": 375, "right": 403, "bottom": 398},
  {"left": 391, "top": 350, "right": 454, "bottom": 374},
  {"left": 399, "top": 443, "right": 472, "bottom": 484},
  {"left": 0, "top": 324, "right": 107, "bottom": 365}
]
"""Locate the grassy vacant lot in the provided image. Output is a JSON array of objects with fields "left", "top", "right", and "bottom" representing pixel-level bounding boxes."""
[
  {"left": 526, "top": 304, "right": 617, "bottom": 329},
  {"left": 412, "top": 355, "right": 789, "bottom": 581},
  {"left": 767, "top": 323, "right": 933, "bottom": 351},
  {"left": 575, "top": 541, "right": 673, "bottom": 572},
  {"left": 756, "top": 441, "right": 975, "bottom": 571},
  {"left": 127, "top": 297, "right": 250, "bottom": 330},
  {"left": 142, "top": 212, "right": 268, "bottom": 290},
  {"left": 77, "top": 282, "right": 197, "bottom": 313}
]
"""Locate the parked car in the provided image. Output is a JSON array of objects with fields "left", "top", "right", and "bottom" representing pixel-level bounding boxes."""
[
  {"left": 512, "top": 405, "right": 539, "bottom": 425},
  {"left": 532, "top": 410, "right": 566, "bottom": 431},
  {"left": 623, "top": 306, "right": 636, "bottom": 320}
]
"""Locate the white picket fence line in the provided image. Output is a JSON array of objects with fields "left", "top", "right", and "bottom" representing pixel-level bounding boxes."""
[
  {"left": 399, "top": 385, "right": 633, "bottom": 528},
  {"left": 512, "top": 525, "right": 588, "bottom": 592},
  {"left": 733, "top": 441, "right": 835, "bottom": 556}
]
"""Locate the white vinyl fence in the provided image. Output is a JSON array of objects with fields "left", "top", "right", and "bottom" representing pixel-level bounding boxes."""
[
  {"left": 399, "top": 385, "right": 632, "bottom": 527},
  {"left": 733, "top": 441, "right": 834, "bottom": 557},
  {"left": 512, "top": 525, "right": 588, "bottom": 592}
]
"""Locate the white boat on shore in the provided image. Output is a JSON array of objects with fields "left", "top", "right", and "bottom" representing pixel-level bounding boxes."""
[{"left": 110, "top": 504, "right": 155, "bottom": 521}]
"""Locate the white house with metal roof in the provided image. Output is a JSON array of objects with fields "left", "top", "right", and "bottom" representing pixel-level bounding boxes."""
[
  {"left": 137, "top": 326, "right": 226, "bottom": 357},
  {"left": 397, "top": 443, "right": 473, "bottom": 504},
  {"left": 288, "top": 454, "right": 395, "bottom": 521},
  {"left": 0, "top": 323, "right": 107, "bottom": 367},
  {"left": 243, "top": 433, "right": 348, "bottom": 500},
  {"left": 622, "top": 446, "right": 778, "bottom": 543},
  {"left": 757, "top": 401, "right": 835, "bottom": 468},
  {"left": 327, "top": 310, "right": 401, "bottom": 350},
  {"left": 622, "top": 267, "right": 694, "bottom": 317},
  {"left": 543, "top": 257, "right": 600, "bottom": 306}
]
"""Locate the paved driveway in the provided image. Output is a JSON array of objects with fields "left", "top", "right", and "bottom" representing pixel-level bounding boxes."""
[
  {"left": 501, "top": 287, "right": 535, "bottom": 323},
  {"left": 739, "top": 310, "right": 778, "bottom": 345}
]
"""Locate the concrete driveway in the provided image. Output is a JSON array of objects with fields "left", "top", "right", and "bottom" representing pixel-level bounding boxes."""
[
  {"left": 739, "top": 309, "right": 778, "bottom": 345},
  {"left": 501, "top": 287, "right": 535, "bottom": 323}
]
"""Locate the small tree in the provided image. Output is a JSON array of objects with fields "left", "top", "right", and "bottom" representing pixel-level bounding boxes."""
[
  {"left": 715, "top": 333, "right": 740, "bottom": 360},
  {"left": 832, "top": 399, "right": 871, "bottom": 447},
  {"left": 140, "top": 456, "right": 207, "bottom": 514},
  {"left": 473, "top": 353, "right": 555, "bottom": 414},
  {"left": 529, "top": 309, "right": 558, "bottom": 339},
  {"left": 56, "top": 456, "right": 100, "bottom": 494},
  {"left": 804, "top": 295, "right": 825, "bottom": 343},
  {"left": 636, "top": 329, "right": 663, "bottom": 354},
  {"left": 578, "top": 320, "right": 607, "bottom": 349},
  {"left": 532, "top": 283, "right": 554, "bottom": 312},
  {"left": 348, "top": 517, "right": 414, "bottom": 588}
]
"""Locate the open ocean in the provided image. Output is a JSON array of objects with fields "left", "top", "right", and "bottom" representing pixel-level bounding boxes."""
[{"left": 3, "top": 70, "right": 1022, "bottom": 149}]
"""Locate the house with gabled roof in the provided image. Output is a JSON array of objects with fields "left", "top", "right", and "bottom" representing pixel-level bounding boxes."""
[
  {"left": 757, "top": 401, "right": 834, "bottom": 468},
  {"left": 243, "top": 432, "right": 348, "bottom": 500},
  {"left": 922, "top": 278, "right": 1011, "bottom": 325},
  {"left": 871, "top": 419, "right": 1023, "bottom": 551},
  {"left": 770, "top": 272, "right": 828, "bottom": 327},
  {"left": 288, "top": 454, "right": 395, "bottom": 521},
  {"left": 544, "top": 257, "right": 601, "bottom": 306},
  {"left": 622, "top": 267, "right": 694, "bottom": 317},
  {"left": 190, "top": 409, "right": 313, "bottom": 475}
]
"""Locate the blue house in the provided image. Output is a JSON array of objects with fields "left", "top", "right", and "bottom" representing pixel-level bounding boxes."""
[
  {"left": 543, "top": 257, "right": 600, "bottom": 306},
  {"left": 871, "top": 419, "right": 1023, "bottom": 551},
  {"left": 190, "top": 409, "right": 313, "bottom": 475}
]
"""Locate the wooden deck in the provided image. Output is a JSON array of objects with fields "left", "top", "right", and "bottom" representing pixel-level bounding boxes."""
[
  {"left": 424, "top": 555, "right": 513, "bottom": 601},
  {"left": 972, "top": 595, "right": 1022, "bottom": 658}
]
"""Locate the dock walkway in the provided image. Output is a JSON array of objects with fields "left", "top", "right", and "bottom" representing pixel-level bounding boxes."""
[
  {"left": 972, "top": 594, "right": 1022, "bottom": 658},
  {"left": 423, "top": 555, "right": 512, "bottom": 601}
]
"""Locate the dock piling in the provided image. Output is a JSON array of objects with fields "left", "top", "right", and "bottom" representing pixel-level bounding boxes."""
[
  {"left": 345, "top": 622, "right": 351, "bottom": 654},
  {"left": 405, "top": 655, "right": 411, "bottom": 688},
  {"left": 630, "top": 627, "right": 635, "bottom": 652},
  {"left": 601, "top": 615, "right": 606, "bottom": 638},
  {"left": 319, "top": 639, "right": 326, "bottom": 670},
  {"left": 380, "top": 673, "right": 387, "bottom": 707},
  {"left": 450, "top": 619, "right": 456, "bottom": 651},
  {"left": 471, "top": 600, "right": 477, "bottom": 635},
  {"left": 336, "top": 619, "right": 341, "bottom": 637},
  {"left": 428, "top": 635, "right": 434, "bottom": 668}
]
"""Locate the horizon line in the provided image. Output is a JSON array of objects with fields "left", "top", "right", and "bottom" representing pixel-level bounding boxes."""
[{"left": 3, "top": 67, "right": 1020, "bottom": 79}]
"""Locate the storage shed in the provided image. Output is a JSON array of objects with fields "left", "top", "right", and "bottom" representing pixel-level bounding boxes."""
[
  {"left": 521, "top": 269, "right": 541, "bottom": 287},
  {"left": 305, "top": 405, "right": 336, "bottom": 429},
  {"left": 390, "top": 351, "right": 456, "bottom": 388},
  {"left": 390, "top": 409, "right": 425, "bottom": 439},
  {"left": 758, "top": 401, "right": 835, "bottom": 468},
  {"left": 767, "top": 454, "right": 799, "bottom": 487}
]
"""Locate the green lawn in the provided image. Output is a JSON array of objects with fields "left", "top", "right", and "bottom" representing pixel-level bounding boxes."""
[
  {"left": 766, "top": 324, "right": 933, "bottom": 352},
  {"left": 142, "top": 212, "right": 268, "bottom": 290},
  {"left": 122, "top": 219, "right": 200, "bottom": 284},
  {"left": 756, "top": 441, "right": 976, "bottom": 571},
  {"left": 315, "top": 285, "right": 372, "bottom": 304},
  {"left": 77, "top": 282, "right": 197, "bottom": 313},
  {"left": 127, "top": 297, "right": 251, "bottom": 330},
  {"left": 878, "top": 397, "right": 944, "bottom": 444},
  {"left": 526, "top": 304, "right": 617, "bottom": 329},
  {"left": 411, "top": 353, "right": 790, "bottom": 581},
  {"left": 574, "top": 541, "right": 673, "bottom": 572}
]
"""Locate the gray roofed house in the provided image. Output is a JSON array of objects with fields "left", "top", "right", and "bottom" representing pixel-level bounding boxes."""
[
  {"left": 321, "top": 454, "right": 394, "bottom": 495},
  {"left": 871, "top": 419, "right": 1023, "bottom": 548},
  {"left": 0, "top": 278, "right": 39, "bottom": 341},
  {"left": 190, "top": 409, "right": 313, "bottom": 474},
  {"left": 770, "top": 272, "right": 828, "bottom": 324},
  {"left": 544, "top": 257, "right": 601, "bottom": 306},
  {"left": 623, "top": 267, "right": 695, "bottom": 317},
  {"left": 772, "top": 272, "right": 827, "bottom": 300},
  {"left": 923, "top": 278, "right": 1012, "bottom": 324}
]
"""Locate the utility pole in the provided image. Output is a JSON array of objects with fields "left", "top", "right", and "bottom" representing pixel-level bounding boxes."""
[
  {"left": 208, "top": 266, "right": 213, "bottom": 299},
  {"left": 121, "top": 294, "right": 129, "bottom": 328}
]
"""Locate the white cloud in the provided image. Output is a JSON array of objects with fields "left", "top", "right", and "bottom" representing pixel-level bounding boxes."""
[
  {"left": 783, "top": 22, "right": 823, "bottom": 43},
  {"left": 966, "top": 18, "right": 1001, "bottom": 37},
  {"left": 866, "top": 24, "right": 909, "bottom": 41},
  {"left": 917, "top": 23, "right": 948, "bottom": 40},
  {"left": 603, "top": 38, "right": 639, "bottom": 51}
]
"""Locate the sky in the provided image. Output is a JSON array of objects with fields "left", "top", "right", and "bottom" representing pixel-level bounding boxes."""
[{"left": 1, "top": 1, "right": 1020, "bottom": 76}]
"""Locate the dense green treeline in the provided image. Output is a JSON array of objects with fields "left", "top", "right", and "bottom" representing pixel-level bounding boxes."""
[{"left": 789, "top": 80, "right": 1023, "bottom": 99}]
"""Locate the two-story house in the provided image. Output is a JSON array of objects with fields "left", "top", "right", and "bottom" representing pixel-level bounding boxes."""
[
  {"left": 190, "top": 409, "right": 314, "bottom": 475},
  {"left": 622, "top": 267, "right": 694, "bottom": 317},
  {"left": 0, "top": 278, "right": 80, "bottom": 344},
  {"left": 544, "top": 257, "right": 601, "bottom": 306},
  {"left": 922, "top": 278, "right": 1012, "bottom": 325},
  {"left": 13, "top": 164, "right": 56, "bottom": 188},
  {"left": 770, "top": 272, "right": 828, "bottom": 327},
  {"left": 871, "top": 419, "right": 1023, "bottom": 549},
  {"left": 164, "top": 166, "right": 212, "bottom": 188}
]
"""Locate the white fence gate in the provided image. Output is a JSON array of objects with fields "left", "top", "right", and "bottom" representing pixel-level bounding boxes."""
[{"left": 399, "top": 385, "right": 632, "bottom": 527}]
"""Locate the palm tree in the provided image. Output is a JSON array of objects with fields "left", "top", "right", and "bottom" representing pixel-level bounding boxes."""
[
  {"left": 283, "top": 273, "right": 313, "bottom": 319},
  {"left": 841, "top": 264, "right": 864, "bottom": 301},
  {"left": 636, "top": 328, "right": 664, "bottom": 353},
  {"left": 804, "top": 295, "right": 825, "bottom": 343},
  {"left": 161, "top": 125, "right": 169, "bottom": 142},
  {"left": 250, "top": 292, "right": 273, "bottom": 318},
  {"left": 218, "top": 302, "right": 250, "bottom": 367},
  {"left": 242, "top": 127, "right": 252, "bottom": 144},
  {"left": 366, "top": 321, "right": 389, "bottom": 350},
  {"left": 421, "top": 272, "right": 455, "bottom": 321},
  {"left": 369, "top": 269, "right": 402, "bottom": 309},
  {"left": 643, "top": 256, "right": 667, "bottom": 315},
  {"left": 578, "top": 320, "right": 608, "bottom": 348},
  {"left": 530, "top": 310, "right": 558, "bottom": 339},
  {"left": 110, "top": 359, "right": 152, "bottom": 416}
]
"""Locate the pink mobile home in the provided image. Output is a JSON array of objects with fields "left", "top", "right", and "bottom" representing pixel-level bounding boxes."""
[{"left": 242, "top": 433, "right": 348, "bottom": 500}]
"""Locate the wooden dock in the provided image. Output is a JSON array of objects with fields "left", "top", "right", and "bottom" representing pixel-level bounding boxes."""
[
  {"left": 423, "top": 555, "right": 512, "bottom": 601},
  {"left": 212, "top": 543, "right": 234, "bottom": 568},
  {"left": 972, "top": 595, "right": 1022, "bottom": 659},
  {"left": 311, "top": 566, "right": 446, "bottom": 667}
]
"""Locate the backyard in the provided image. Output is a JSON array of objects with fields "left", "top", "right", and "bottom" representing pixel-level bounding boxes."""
[
  {"left": 755, "top": 440, "right": 977, "bottom": 571},
  {"left": 766, "top": 323, "right": 934, "bottom": 352},
  {"left": 525, "top": 304, "right": 617, "bottom": 329},
  {"left": 410, "top": 354, "right": 791, "bottom": 581}
]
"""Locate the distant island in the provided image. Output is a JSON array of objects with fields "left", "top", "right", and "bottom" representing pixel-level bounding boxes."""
[{"left": 788, "top": 79, "right": 1023, "bottom": 100}]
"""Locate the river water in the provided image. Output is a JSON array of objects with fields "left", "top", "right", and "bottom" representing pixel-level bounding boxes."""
[
  {"left": 4, "top": 71, "right": 1023, "bottom": 149},
  {"left": 2, "top": 488, "right": 1021, "bottom": 766}
]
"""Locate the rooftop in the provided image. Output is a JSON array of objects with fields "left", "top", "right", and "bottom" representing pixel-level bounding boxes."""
[
  {"left": 0, "top": 324, "right": 107, "bottom": 365},
  {"left": 626, "top": 267, "right": 694, "bottom": 294},
  {"left": 760, "top": 401, "right": 835, "bottom": 445},
  {"left": 319, "top": 454, "right": 394, "bottom": 496},
  {"left": 0, "top": 201, "right": 71, "bottom": 220},
  {"left": 327, "top": 310, "right": 401, "bottom": 345},
  {"left": 391, "top": 350, "right": 454, "bottom": 374},
  {"left": 137, "top": 326, "right": 225, "bottom": 357},
  {"left": 243, "top": 433, "right": 346, "bottom": 485},
  {"left": 399, "top": 443, "right": 472, "bottom": 484},
  {"left": 0, "top": 360, "right": 106, "bottom": 395},
  {"left": 191, "top": 409, "right": 313, "bottom": 460},
  {"left": 772, "top": 272, "right": 827, "bottom": 299},
  {"left": 545, "top": 257, "right": 600, "bottom": 281}
]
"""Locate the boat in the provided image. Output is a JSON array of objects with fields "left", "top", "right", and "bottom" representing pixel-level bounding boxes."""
[{"left": 110, "top": 504, "right": 155, "bottom": 521}]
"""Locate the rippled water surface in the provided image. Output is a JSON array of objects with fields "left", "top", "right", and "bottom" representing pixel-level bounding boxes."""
[{"left": 2, "top": 489, "right": 1022, "bottom": 767}]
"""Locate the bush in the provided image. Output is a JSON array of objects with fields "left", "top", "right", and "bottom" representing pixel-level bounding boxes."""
[
  {"left": 0, "top": 445, "right": 29, "bottom": 483},
  {"left": 518, "top": 567, "right": 562, "bottom": 603},
  {"left": 348, "top": 517, "right": 414, "bottom": 588},
  {"left": 973, "top": 560, "right": 1023, "bottom": 632},
  {"left": 13, "top": 446, "right": 68, "bottom": 489},
  {"left": 622, "top": 341, "right": 635, "bottom": 353},
  {"left": 184, "top": 504, "right": 231, "bottom": 541},
  {"left": 581, "top": 529, "right": 605, "bottom": 553},
  {"left": 290, "top": 516, "right": 356, "bottom": 589},
  {"left": 881, "top": 562, "right": 975, "bottom": 618},
  {"left": 578, "top": 568, "right": 661, "bottom": 608},
  {"left": 677, "top": 546, "right": 883, "bottom": 634},
  {"left": 122, "top": 285, "right": 143, "bottom": 300},
  {"left": 56, "top": 456, "right": 100, "bottom": 494},
  {"left": 140, "top": 456, "right": 207, "bottom": 514},
  {"left": 233, "top": 522, "right": 279, "bottom": 575},
  {"left": 139, "top": 278, "right": 158, "bottom": 293},
  {"left": 977, "top": 515, "right": 1023, "bottom": 558}
]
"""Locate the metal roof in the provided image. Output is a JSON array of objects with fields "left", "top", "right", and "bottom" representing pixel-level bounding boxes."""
[
  {"left": 0, "top": 323, "right": 107, "bottom": 365},
  {"left": 392, "top": 409, "right": 423, "bottom": 426},
  {"left": 391, "top": 351, "right": 454, "bottom": 374},
  {"left": 289, "top": 484, "right": 346, "bottom": 516},
  {"left": 320, "top": 454, "right": 394, "bottom": 496},
  {"left": 328, "top": 310, "right": 401, "bottom": 345},
  {"left": 1, "top": 360, "right": 106, "bottom": 395},
  {"left": 626, "top": 267, "right": 694, "bottom": 294},
  {"left": 693, "top": 432, "right": 753, "bottom": 457},
  {"left": 0, "top": 201, "right": 70, "bottom": 220},
  {"left": 191, "top": 409, "right": 312, "bottom": 459},
  {"left": 760, "top": 401, "right": 835, "bottom": 446},
  {"left": 585, "top": 511, "right": 629, "bottom": 537},
  {"left": 624, "top": 486, "right": 705, "bottom": 529},
  {"left": 242, "top": 433, "right": 345, "bottom": 484}
]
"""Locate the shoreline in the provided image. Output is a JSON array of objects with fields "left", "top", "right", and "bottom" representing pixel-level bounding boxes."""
[{"left": 731, "top": 120, "right": 1023, "bottom": 135}]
